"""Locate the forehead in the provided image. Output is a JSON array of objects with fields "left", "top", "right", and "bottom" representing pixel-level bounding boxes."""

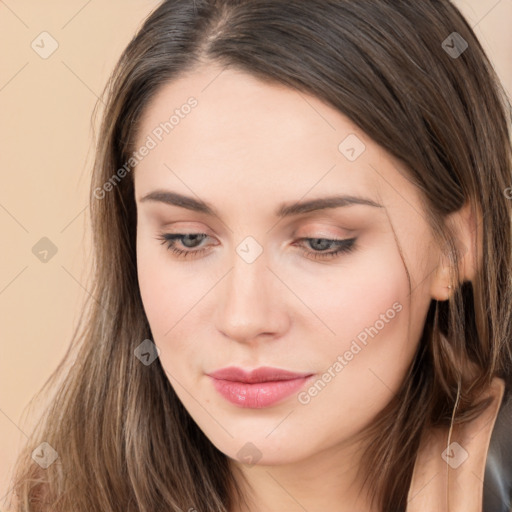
[{"left": 133, "top": 63, "right": 416, "bottom": 215}]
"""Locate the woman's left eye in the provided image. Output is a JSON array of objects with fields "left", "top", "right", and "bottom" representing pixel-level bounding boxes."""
[
  {"left": 294, "top": 237, "right": 357, "bottom": 261},
  {"left": 155, "top": 233, "right": 357, "bottom": 261}
]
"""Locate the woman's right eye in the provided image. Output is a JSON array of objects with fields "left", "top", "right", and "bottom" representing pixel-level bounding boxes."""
[{"left": 156, "top": 233, "right": 211, "bottom": 259}]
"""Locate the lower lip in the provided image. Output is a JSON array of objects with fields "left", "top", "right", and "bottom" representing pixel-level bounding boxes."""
[{"left": 209, "top": 375, "right": 313, "bottom": 408}]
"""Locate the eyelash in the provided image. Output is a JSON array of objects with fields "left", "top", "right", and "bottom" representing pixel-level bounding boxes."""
[{"left": 155, "top": 233, "right": 357, "bottom": 261}]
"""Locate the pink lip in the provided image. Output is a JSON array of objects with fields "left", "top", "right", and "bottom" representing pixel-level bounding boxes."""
[{"left": 207, "top": 366, "right": 314, "bottom": 408}]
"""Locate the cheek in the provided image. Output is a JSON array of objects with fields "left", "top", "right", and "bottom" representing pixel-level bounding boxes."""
[
  {"left": 136, "top": 234, "right": 207, "bottom": 377},
  {"left": 137, "top": 240, "right": 168, "bottom": 334},
  {"left": 296, "top": 242, "right": 413, "bottom": 402},
  {"left": 136, "top": 233, "right": 187, "bottom": 341},
  {"left": 339, "top": 250, "right": 407, "bottom": 342},
  {"left": 288, "top": 250, "right": 414, "bottom": 446},
  {"left": 287, "top": 240, "right": 409, "bottom": 344}
]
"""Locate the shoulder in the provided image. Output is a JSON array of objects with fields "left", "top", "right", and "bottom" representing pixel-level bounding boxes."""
[
  {"left": 484, "top": 377, "right": 512, "bottom": 512},
  {"left": 407, "top": 376, "right": 507, "bottom": 512}
]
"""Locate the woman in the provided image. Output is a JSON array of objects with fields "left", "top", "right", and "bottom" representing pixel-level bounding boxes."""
[{"left": 8, "top": 1, "right": 512, "bottom": 511}]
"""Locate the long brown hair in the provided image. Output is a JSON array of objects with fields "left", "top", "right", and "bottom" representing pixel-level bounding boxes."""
[{"left": 7, "top": 1, "right": 512, "bottom": 510}]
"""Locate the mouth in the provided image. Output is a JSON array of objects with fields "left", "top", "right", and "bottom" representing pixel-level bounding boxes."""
[{"left": 207, "top": 366, "right": 315, "bottom": 408}]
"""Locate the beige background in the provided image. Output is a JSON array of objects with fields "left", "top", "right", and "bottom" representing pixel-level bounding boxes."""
[{"left": 1, "top": 0, "right": 511, "bottom": 506}]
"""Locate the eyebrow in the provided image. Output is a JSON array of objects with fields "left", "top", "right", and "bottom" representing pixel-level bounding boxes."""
[{"left": 139, "top": 190, "right": 383, "bottom": 218}]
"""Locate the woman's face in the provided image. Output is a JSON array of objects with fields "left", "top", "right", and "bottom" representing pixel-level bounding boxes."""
[{"left": 133, "top": 63, "right": 443, "bottom": 466}]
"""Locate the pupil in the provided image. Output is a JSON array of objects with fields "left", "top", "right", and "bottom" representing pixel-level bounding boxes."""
[
  {"left": 183, "top": 234, "right": 203, "bottom": 248},
  {"left": 311, "top": 238, "right": 330, "bottom": 251}
]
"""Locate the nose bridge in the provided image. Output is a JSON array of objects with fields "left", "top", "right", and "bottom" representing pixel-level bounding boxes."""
[
  {"left": 214, "top": 242, "right": 287, "bottom": 342},
  {"left": 225, "top": 245, "right": 270, "bottom": 316}
]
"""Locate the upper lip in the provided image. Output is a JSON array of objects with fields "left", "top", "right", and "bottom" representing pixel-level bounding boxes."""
[{"left": 207, "top": 366, "right": 313, "bottom": 383}]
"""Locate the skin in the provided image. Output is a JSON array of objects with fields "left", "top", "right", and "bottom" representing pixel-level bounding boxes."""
[{"left": 133, "top": 63, "right": 474, "bottom": 512}]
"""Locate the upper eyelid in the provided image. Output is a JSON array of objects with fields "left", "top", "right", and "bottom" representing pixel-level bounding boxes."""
[
  {"left": 147, "top": 204, "right": 372, "bottom": 235},
  {"left": 158, "top": 221, "right": 357, "bottom": 236}
]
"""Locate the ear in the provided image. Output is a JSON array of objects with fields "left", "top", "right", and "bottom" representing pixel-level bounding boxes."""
[{"left": 430, "top": 200, "right": 481, "bottom": 301}]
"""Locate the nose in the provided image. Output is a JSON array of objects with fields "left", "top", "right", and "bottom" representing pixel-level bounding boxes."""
[{"left": 213, "top": 249, "right": 290, "bottom": 344}]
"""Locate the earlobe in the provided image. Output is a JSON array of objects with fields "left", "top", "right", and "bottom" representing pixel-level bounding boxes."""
[{"left": 430, "top": 258, "right": 453, "bottom": 301}]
